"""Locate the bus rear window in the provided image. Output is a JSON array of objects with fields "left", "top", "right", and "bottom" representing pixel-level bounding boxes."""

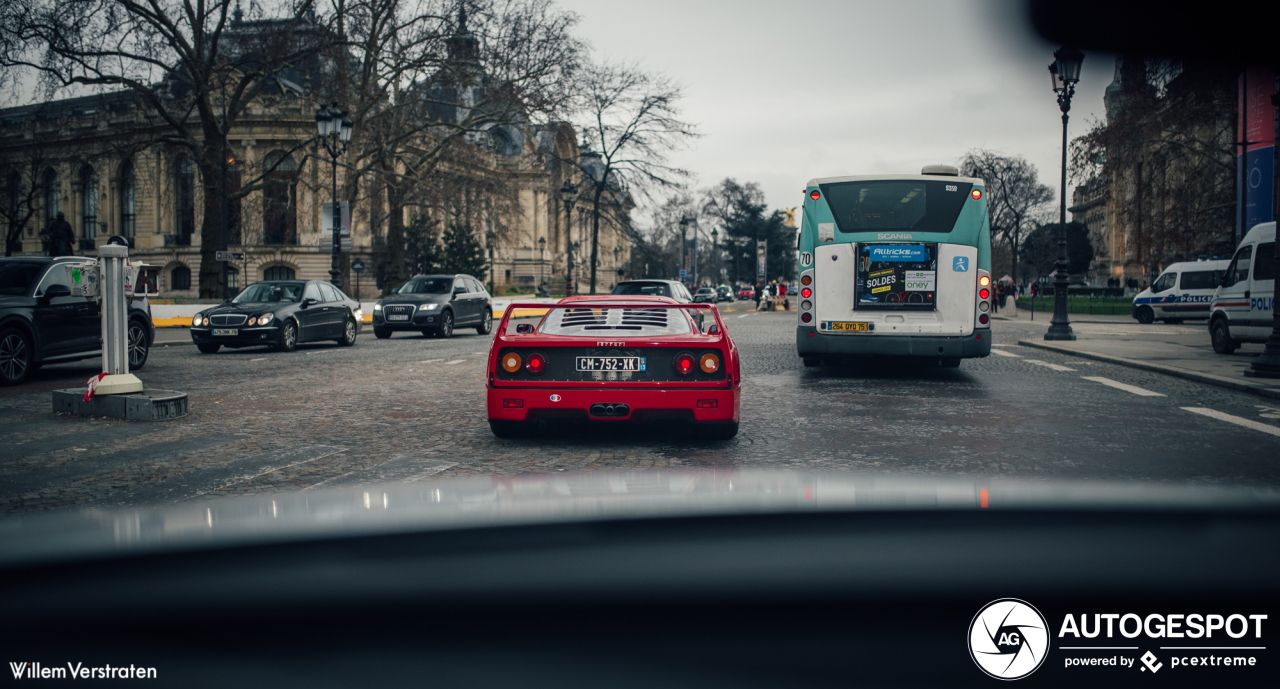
[{"left": 818, "top": 180, "right": 972, "bottom": 234}]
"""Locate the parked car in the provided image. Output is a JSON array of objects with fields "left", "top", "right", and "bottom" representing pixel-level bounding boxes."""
[
  {"left": 1131, "top": 258, "right": 1230, "bottom": 324},
  {"left": 693, "top": 287, "right": 718, "bottom": 303},
  {"left": 371, "top": 274, "right": 492, "bottom": 339},
  {"left": 0, "top": 256, "right": 153, "bottom": 385},
  {"left": 190, "top": 280, "right": 361, "bottom": 353},
  {"left": 486, "top": 296, "right": 741, "bottom": 439},
  {"left": 737, "top": 288, "right": 754, "bottom": 300},
  {"left": 1209, "top": 221, "right": 1275, "bottom": 353},
  {"left": 610, "top": 280, "right": 694, "bottom": 303}
]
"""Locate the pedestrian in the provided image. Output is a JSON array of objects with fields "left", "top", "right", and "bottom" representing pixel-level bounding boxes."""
[
  {"left": 753, "top": 282, "right": 762, "bottom": 309},
  {"left": 46, "top": 212, "right": 76, "bottom": 257},
  {"left": 992, "top": 283, "right": 1000, "bottom": 313}
]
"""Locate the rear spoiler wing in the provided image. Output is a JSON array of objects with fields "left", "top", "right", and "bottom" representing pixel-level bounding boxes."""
[{"left": 496, "top": 302, "right": 726, "bottom": 337}]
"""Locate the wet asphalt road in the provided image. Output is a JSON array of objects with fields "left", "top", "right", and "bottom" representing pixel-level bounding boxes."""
[{"left": 2, "top": 302, "right": 1279, "bottom": 515}]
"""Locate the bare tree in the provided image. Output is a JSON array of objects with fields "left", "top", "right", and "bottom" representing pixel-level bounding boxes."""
[
  {"left": 327, "top": 0, "right": 584, "bottom": 292},
  {"left": 958, "top": 150, "right": 1054, "bottom": 282},
  {"left": 1070, "top": 57, "right": 1237, "bottom": 274},
  {"left": 571, "top": 61, "right": 698, "bottom": 294},
  {"left": 0, "top": 0, "right": 328, "bottom": 297}
]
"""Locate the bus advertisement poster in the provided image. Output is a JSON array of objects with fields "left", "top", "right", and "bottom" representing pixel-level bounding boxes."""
[{"left": 855, "top": 243, "right": 937, "bottom": 309}]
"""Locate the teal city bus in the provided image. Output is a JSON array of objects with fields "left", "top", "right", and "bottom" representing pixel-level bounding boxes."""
[{"left": 795, "top": 165, "right": 993, "bottom": 367}]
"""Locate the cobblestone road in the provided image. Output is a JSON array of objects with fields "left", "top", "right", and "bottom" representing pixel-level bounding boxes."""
[{"left": 3, "top": 303, "right": 1279, "bottom": 516}]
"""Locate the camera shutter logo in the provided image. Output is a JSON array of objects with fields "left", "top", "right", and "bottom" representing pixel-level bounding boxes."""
[{"left": 968, "top": 599, "right": 1049, "bottom": 680}]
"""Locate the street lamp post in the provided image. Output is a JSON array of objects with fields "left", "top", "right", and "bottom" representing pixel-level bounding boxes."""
[
  {"left": 1044, "top": 47, "right": 1083, "bottom": 341},
  {"left": 1245, "top": 92, "right": 1280, "bottom": 379},
  {"left": 315, "top": 103, "right": 353, "bottom": 289},
  {"left": 711, "top": 227, "right": 719, "bottom": 286},
  {"left": 538, "top": 236, "right": 546, "bottom": 293},
  {"left": 560, "top": 181, "right": 579, "bottom": 296},
  {"left": 486, "top": 230, "right": 497, "bottom": 295}
]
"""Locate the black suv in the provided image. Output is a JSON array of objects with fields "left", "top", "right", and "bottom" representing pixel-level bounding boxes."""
[
  {"left": 0, "top": 256, "right": 154, "bottom": 385},
  {"left": 372, "top": 274, "right": 493, "bottom": 339}
]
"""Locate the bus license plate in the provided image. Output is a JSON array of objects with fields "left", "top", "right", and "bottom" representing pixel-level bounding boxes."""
[
  {"left": 829, "top": 322, "right": 870, "bottom": 332},
  {"left": 213, "top": 329, "right": 239, "bottom": 336},
  {"left": 576, "top": 356, "right": 645, "bottom": 372}
]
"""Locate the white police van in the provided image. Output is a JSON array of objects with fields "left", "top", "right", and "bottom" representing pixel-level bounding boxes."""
[
  {"left": 1209, "top": 221, "right": 1276, "bottom": 354},
  {"left": 1131, "top": 258, "right": 1230, "bottom": 324}
]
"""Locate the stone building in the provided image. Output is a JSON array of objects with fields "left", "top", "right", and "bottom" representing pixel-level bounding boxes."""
[{"left": 0, "top": 13, "right": 630, "bottom": 299}]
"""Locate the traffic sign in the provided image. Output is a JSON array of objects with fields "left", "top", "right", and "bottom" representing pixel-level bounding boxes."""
[
  {"left": 679, "top": 269, "right": 687, "bottom": 277},
  {"left": 216, "top": 251, "right": 246, "bottom": 261},
  {"left": 319, "top": 237, "right": 353, "bottom": 253},
  {"left": 321, "top": 202, "right": 351, "bottom": 236},
  {"left": 351, "top": 260, "right": 365, "bottom": 272}
]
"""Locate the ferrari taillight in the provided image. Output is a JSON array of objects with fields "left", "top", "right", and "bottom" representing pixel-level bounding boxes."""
[
  {"left": 525, "top": 353, "right": 547, "bottom": 374},
  {"left": 502, "top": 352, "right": 523, "bottom": 373},
  {"left": 674, "top": 352, "right": 696, "bottom": 376},
  {"left": 699, "top": 352, "right": 720, "bottom": 374}
]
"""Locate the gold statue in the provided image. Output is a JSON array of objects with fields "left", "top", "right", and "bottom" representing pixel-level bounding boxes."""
[{"left": 784, "top": 207, "right": 797, "bottom": 227}]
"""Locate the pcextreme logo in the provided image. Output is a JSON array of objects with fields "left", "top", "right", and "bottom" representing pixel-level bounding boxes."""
[{"left": 969, "top": 599, "right": 1050, "bottom": 680}]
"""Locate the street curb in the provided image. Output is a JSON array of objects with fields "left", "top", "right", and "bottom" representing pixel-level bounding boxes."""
[{"left": 1016, "top": 340, "right": 1280, "bottom": 401}]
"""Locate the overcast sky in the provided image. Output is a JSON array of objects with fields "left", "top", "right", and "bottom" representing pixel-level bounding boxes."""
[{"left": 557, "top": 0, "right": 1116, "bottom": 227}]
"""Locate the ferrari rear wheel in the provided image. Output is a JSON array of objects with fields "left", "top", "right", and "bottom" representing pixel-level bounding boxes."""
[
  {"left": 489, "top": 419, "right": 536, "bottom": 438},
  {"left": 700, "top": 421, "right": 739, "bottom": 441}
]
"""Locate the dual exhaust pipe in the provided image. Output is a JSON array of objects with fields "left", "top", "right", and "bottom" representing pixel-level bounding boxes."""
[{"left": 589, "top": 403, "right": 631, "bottom": 418}]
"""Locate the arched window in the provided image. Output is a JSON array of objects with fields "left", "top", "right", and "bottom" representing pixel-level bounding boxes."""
[
  {"left": 44, "top": 168, "right": 59, "bottom": 226},
  {"left": 120, "top": 160, "right": 136, "bottom": 238},
  {"left": 262, "top": 151, "right": 297, "bottom": 245},
  {"left": 263, "top": 265, "right": 295, "bottom": 281},
  {"left": 176, "top": 155, "right": 195, "bottom": 245},
  {"left": 81, "top": 166, "right": 97, "bottom": 240},
  {"left": 170, "top": 265, "right": 191, "bottom": 291}
]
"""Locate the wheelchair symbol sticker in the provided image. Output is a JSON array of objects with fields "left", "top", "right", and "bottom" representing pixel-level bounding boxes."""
[{"left": 952, "top": 256, "right": 969, "bottom": 272}]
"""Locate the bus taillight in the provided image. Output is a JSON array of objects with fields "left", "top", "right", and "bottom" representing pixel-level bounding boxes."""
[
  {"left": 801, "top": 287, "right": 812, "bottom": 298},
  {"left": 979, "top": 288, "right": 989, "bottom": 300},
  {"left": 809, "top": 190, "right": 820, "bottom": 200},
  {"left": 979, "top": 314, "right": 989, "bottom": 325},
  {"left": 971, "top": 189, "right": 982, "bottom": 200},
  {"left": 979, "top": 275, "right": 990, "bottom": 287}
]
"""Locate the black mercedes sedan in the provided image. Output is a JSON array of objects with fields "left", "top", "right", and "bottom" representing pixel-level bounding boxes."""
[
  {"left": 371, "top": 274, "right": 493, "bottom": 339},
  {"left": 190, "top": 280, "right": 362, "bottom": 353},
  {"left": 0, "top": 256, "right": 154, "bottom": 385}
]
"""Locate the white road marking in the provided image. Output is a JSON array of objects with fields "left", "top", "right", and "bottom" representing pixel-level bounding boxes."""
[
  {"left": 444, "top": 359, "right": 465, "bottom": 365},
  {"left": 737, "top": 314, "right": 751, "bottom": 319},
  {"left": 1025, "top": 359, "right": 1076, "bottom": 371},
  {"left": 249, "top": 358, "right": 266, "bottom": 362},
  {"left": 990, "top": 343, "right": 1011, "bottom": 347},
  {"left": 418, "top": 359, "right": 443, "bottom": 364},
  {"left": 1081, "top": 376, "right": 1165, "bottom": 397},
  {"left": 990, "top": 349, "right": 1022, "bottom": 357},
  {"left": 1181, "top": 407, "right": 1280, "bottom": 438}
]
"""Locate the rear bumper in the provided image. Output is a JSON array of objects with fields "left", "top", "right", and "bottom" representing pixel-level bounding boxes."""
[
  {"left": 487, "top": 386, "right": 740, "bottom": 423},
  {"left": 191, "top": 326, "right": 281, "bottom": 347},
  {"left": 796, "top": 326, "right": 991, "bottom": 358},
  {"left": 373, "top": 312, "right": 443, "bottom": 330}
]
